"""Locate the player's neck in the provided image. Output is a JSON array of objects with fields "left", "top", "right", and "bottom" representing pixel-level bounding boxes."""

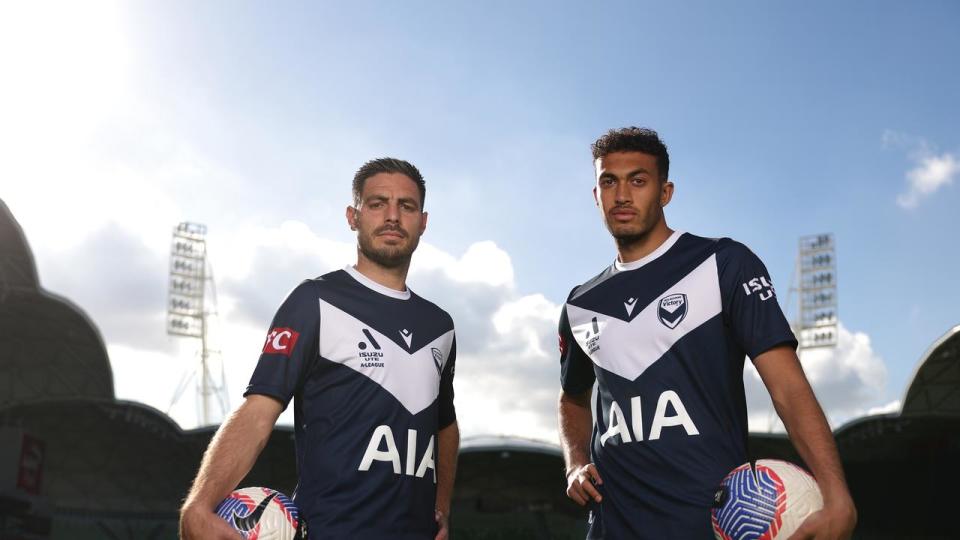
[
  {"left": 354, "top": 256, "right": 410, "bottom": 292},
  {"left": 615, "top": 222, "right": 674, "bottom": 264}
]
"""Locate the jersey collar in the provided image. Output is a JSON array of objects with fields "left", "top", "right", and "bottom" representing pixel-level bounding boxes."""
[
  {"left": 343, "top": 265, "right": 412, "bottom": 300},
  {"left": 613, "top": 230, "right": 685, "bottom": 273}
]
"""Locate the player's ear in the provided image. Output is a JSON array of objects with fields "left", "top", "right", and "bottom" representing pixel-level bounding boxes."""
[
  {"left": 346, "top": 206, "right": 358, "bottom": 231},
  {"left": 660, "top": 180, "right": 674, "bottom": 207},
  {"left": 593, "top": 186, "right": 600, "bottom": 207},
  {"left": 419, "top": 211, "right": 428, "bottom": 235}
]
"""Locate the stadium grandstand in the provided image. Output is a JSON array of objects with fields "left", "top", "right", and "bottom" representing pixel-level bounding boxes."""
[{"left": 1, "top": 198, "right": 957, "bottom": 539}]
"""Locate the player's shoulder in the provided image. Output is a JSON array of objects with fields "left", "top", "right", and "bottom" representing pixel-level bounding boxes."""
[
  {"left": 409, "top": 290, "right": 456, "bottom": 327},
  {"left": 286, "top": 276, "right": 323, "bottom": 298},
  {"left": 678, "top": 232, "right": 754, "bottom": 259},
  {"left": 287, "top": 269, "right": 343, "bottom": 294},
  {"left": 674, "top": 232, "right": 739, "bottom": 253},
  {"left": 279, "top": 269, "right": 360, "bottom": 306},
  {"left": 567, "top": 264, "right": 618, "bottom": 303},
  {"left": 716, "top": 236, "right": 760, "bottom": 260},
  {"left": 698, "top": 236, "right": 767, "bottom": 274},
  {"left": 315, "top": 267, "right": 349, "bottom": 283}
]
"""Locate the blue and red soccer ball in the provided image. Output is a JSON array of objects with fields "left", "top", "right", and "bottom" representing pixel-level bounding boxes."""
[
  {"left": 215, "top": 486, "right": 307, "bottom": 540},
  {"left": 712, "top": 459, "right": 823, "bottom": 540}
]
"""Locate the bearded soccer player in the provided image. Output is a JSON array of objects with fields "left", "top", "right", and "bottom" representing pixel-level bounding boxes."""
[
  {"left": 180, "top": 158, "right": 459, "bottom": 540},
  {"left": 557, "top": 128, "right": 856, "bottom": 539}
]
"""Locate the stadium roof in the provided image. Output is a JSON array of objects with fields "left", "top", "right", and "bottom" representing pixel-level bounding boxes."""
[
  {"left": 461, "top": 435, "right": 562, "bottom": 457},
  {"left": 901, "top": 324, "right": 960, "bottom": 417},
  {"left": 0, "top": 199, "right": 114, "bottom": 407},
  {"left": 0, "top": 199, "right": 39, "bottom": 291}
]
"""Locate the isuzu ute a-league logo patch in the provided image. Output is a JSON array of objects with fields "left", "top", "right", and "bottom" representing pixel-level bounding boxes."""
[{"left": 657, "top": 293, "right": 688, "bottom": 329}]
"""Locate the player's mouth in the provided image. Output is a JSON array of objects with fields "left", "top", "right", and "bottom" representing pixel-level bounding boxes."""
[
  {"left": 610, "top": 207, "right": 637, "bottom": 222},
  {"left": 376, "top": 227, "right": 407, "bottom": 239}
]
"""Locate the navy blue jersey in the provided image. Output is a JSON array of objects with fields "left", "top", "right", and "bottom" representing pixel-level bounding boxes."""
[
  {"left": 559, "top": 232, "right": 796, "bottom": 539},
  {"left": 246, "top": 266, "right": 457, "bottom": 540}
]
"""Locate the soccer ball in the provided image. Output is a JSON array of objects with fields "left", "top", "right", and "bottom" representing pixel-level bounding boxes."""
[
  {"left": 711, "top": 459, "right": 823, "bottom": 540},
  {"left": 215, "top": 486, "right": 307, "bottom": 540}
]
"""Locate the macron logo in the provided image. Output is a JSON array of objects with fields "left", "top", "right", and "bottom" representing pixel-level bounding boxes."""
[
  {"left": 624, "top": 297, "right": 638, "bottom": 317},
  {"left": 399, "top": 328, "right": 413, "bottom": 348}
]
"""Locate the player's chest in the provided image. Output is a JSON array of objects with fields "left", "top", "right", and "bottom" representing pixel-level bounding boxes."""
[
  {"left": 567, "top": 255, "right": 723, "bottom": 380},
  {"left": 316, "top": 298, "right": 454, "bottom": 415}
]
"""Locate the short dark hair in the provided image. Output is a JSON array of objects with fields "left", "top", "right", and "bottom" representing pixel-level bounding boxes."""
[
  {"left": 591, "top": 127, "right": 670, "bottom": 181},
  {"left": 352, "top": 157, "right": 426, "bottom": 208}
]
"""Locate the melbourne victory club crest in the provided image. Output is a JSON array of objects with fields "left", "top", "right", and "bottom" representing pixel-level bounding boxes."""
[{"left": 657, "top": 293, "right": 688, "bottom": 329}]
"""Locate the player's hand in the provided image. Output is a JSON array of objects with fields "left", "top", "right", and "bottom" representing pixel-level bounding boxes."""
[
  {"left": 434, "top": 508, "right": 449, "bottom": 540},
  {"left": 786, "top": 498, "right": 857, "bottom": 540},
  {"left": 179, "top": 504, "right": 244, "bottom": 540},
  {"left": 565, "top": 463, "right": 603, "bottom": 506}
]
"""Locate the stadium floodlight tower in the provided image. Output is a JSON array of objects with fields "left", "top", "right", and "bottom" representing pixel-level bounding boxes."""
[
  {"left": 166, "top": 222, "right": 229, "bottom": 426},
  {"left": 795, "top": 233, "right": 839, "bottom": 351}
]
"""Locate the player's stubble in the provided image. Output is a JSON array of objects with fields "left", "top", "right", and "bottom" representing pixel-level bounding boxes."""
[{"left": 357, "top": 222, "right": 422, "bottom": 269}]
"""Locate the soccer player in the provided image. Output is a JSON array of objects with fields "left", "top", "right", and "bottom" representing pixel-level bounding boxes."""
[
  {"left": 180, "top": 158, "right": 459, "bottom": 540},
  {"left": 557, "top": 128, "right": 856, "bottom": 539}
]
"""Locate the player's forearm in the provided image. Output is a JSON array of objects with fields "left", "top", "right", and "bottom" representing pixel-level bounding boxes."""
[
  {"left": 772, "top": 381, "right": 853, "bottom": 507},
  {"left": 435, "top": 421, "right": 460, "bottom": 516},
  {"left": 558, "top": 390, "right": 593, "bottom": 474},
  {"left": 755, "top": 349, "right": 853, "bottom": 507},
  {"left": 183, "top": 396, "right": 281, "bottom": 511}
]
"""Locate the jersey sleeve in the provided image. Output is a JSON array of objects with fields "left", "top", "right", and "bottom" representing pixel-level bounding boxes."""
[
  {"left": 718, "top": 241, "right": 798, "bottom": 360},
  {"left": 244, "top": 280, "right": 320, "bottom": 408},
  {"left": 559, "top": 291, "right": 596, "bottom": 395},
  {"left": 438, "top": 333, "right": 457, "bottom": 429}
]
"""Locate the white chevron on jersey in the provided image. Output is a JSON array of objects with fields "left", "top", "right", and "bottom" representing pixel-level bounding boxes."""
[
  {"left": 566, "top": 254, "right": 722, "bottom": 381},
  {"left": 318, "top": 299, "right": 454, "bottom": 415}
]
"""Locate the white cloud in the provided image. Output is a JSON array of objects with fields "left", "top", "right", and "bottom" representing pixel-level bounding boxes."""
[
  {"left": 865, "top": 400, "right": 900, "bottom": 416},
  {"left": 897, "top": 153, "right": 959, "bottom": 209},
  {"left": 414, "top": 241, "right": 515, "bottom": 288},
  {"left": 746, "top": 322, "right": 890, "bottom": 432},
  {"left": 885, "top": 131, "right": 959, "bottom": 209},
  {"left": 453, "top": 292, "right": 563, "bottom": 441}
]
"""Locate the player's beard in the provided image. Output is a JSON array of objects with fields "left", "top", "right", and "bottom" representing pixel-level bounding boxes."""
[
  {"left": 613, "top": 231, "right": 648, "bottom": 250},
  {"left": 357, "top": 226, "right": 420, "bottom": 269},
  {"left": 606, "top": 205, "right": 661, "bottom": 250}
]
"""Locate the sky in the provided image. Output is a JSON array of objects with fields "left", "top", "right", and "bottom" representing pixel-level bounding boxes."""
[{"left": 1, "top": 1, "right": 958, "bottom": 441}]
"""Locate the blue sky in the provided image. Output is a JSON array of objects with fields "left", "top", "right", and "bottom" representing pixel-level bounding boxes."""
[{"left": 2, "top": 1, "right": 957, "bottom": 436}]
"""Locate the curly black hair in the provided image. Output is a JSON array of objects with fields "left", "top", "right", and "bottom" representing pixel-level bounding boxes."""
[
  {"left": 591, "top": 127, "right": 670, "bottom": 181},
  {"left": 352, "top": 158, "right": 426, "bottom": 208}
]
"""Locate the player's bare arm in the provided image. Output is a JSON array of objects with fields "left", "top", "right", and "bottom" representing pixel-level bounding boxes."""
[
  {"left": 434, "top": 420, "right": 460, "bottom": 540},
  {"left": 558, "top": 388, "right": 603, "bottom": 505},
  {"left": 179, "top": 394, "right": 283, "bottom": 540},
  {"left": 754, "top": 346, "right": 857, "bottom": 540}
]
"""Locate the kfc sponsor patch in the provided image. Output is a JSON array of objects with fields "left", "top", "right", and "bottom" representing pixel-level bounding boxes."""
[{"left": 263, "top": 327, "right": 300, "bottom": 356}]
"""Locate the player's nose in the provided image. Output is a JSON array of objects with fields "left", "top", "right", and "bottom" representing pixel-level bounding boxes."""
[
  {"left": 384, "top": 201, "right": 401, "bottom": 222},
  {"left": 614, "top": 180, "right": 631, "bottom": 204}
]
